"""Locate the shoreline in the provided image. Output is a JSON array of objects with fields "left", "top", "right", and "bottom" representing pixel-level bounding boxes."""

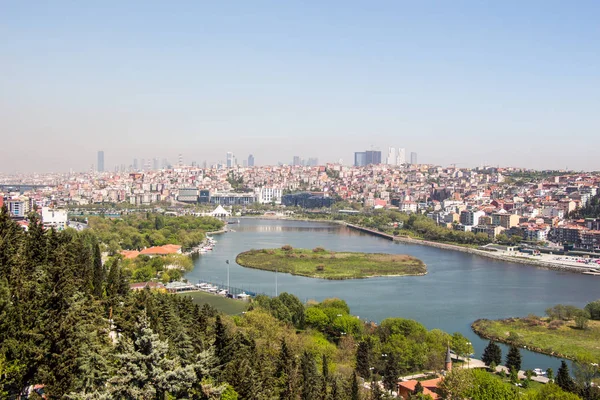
[
  {"left": 471, "top": 319, "right": 580, "bottom": 362},
  {"left": 240, "top": 215, "right": 597, "bottom": 275}
]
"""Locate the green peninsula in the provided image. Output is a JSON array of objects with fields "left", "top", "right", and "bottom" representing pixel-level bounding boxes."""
[
  {"left": 235, "top": 246, "right": 426, "bottom": 280},
  {"left": 472, "top": 316, "right": 600, "bottom": 363}
]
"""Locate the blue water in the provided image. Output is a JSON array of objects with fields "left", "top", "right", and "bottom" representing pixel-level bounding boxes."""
[{"left": 185, "top": 219, "right": 600, "bottom": 372}]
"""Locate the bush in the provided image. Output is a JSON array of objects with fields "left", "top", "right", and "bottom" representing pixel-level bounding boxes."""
[
  {"left": 281, "top": 244, "right": 293, "bottom": 251},
  {"left": 316, "top": 265, "right": 325, "bottom": 271},
  {"left": 548, "top": 320, "right": 564, "bottom": 330},
  {"left": 313, "top": 246, "right": 326, "bottom": 253}
]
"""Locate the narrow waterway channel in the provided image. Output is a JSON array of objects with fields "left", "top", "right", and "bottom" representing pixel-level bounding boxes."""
[{"left": 185, "top": 219, "right": 600, "bottom": 372}]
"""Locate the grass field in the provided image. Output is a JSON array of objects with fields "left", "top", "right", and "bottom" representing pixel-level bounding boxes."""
[
  {"left": 235, "top": 247, "right": 426, "bottom": 279},
  {"left": 178, "top": 291, "right": 249, "bottom": 315},
  {"left": 472, "top": 317, "right": 600, "bottom": 362}
]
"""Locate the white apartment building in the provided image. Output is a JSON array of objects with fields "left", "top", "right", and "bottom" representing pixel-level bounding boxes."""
[
  {"left": 257, "top": 187, "right": 283, "bottom": 204},
  {"left": 42, "top": 207, "right": 68, "bottom": 230},
  {"left": 397, "top": 148, "right": 406, "bottom": 165}
]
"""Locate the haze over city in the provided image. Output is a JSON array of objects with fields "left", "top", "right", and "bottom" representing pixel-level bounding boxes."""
[{"left": 1, "top": 1, "right": 599, "bottom": 173}]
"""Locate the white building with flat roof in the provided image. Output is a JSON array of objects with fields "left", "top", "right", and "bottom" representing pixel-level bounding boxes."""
[{"left": 42, "top": 207, "right": 68, "bottom": 230}]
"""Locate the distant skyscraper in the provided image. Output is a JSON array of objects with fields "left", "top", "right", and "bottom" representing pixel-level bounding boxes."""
[
  {"left": 410, "top": 152, "right": 418, "bottom": 165},
  {"left": 354, "top": 152, "right": 366, "bottom": 167},
  {"left": 293, "top": 156, "right": 302, "bottom": 166},
  {"left": 226, "top": 152, "right": 234, "bottom": 168},
  {"left": 397, "top": 148, "right": 406, "bottom": 165},
  {"left": 178, "top": 154, "right": 183, "bottom": 167},
  {"left": 133, "top": 158, "right": 139, "bottom": 170},
  {"left": 247, "top": 154, "right": 254, "bottom": 167},
  {"left": 365, "top": 150, "right": 382, "bottom": 165},
  {"left": 307, "top": 157, "right": 319, "bottom": 166},
  {"left": 140, "top": 158, "right": 145, "bottom": 171},
  {"left": 97, "top": 151, "right": 104, "bottom": 172},
  {"left": 386, "top": 147, "right": 396, "bottom": 165},
  {"left": 153, "top": 158, "right": 159, "bottom": 170}
]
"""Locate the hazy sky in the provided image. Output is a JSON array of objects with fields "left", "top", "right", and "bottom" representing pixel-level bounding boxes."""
[{"left": 1, "top": 1, "right": 599, "bottom": 173}]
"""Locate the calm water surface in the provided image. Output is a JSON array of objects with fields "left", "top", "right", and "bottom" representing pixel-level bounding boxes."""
[{"left": 185, "top": 219, "right": 600, "bottom": 372}]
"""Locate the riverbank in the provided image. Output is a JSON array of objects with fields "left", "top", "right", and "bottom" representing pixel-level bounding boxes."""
[
  {"left": 235, "top": 247, "right": 426, "bottom": 279},
  {"left": 472, "top": 317, "right": 600, "bottom": 363},
  {"left": 335, "top": 222, "right": 596, "bottom": 275}
]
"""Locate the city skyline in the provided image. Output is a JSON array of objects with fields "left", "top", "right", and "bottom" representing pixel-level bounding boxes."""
[{"left": 1, "top": 2, "right": 599, "bottom": 173}]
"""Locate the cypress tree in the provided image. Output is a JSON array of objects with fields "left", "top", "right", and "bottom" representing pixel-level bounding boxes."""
[
  {"left": 214, "top": 315, "right": 231, "bottom": 366},
  {"left": 356, "top": 340, "right": 371, "bottom": 378},
  {"left": 414, "top": 381, "right": 424, "bottom": 394},
  {"left": 481, "top": 340, "right": 502, "bottom": 366},
  {"left": 505, "top": 345, "right": 522, "bottom": 373},
  {"left": 300, "top": 351, "right": 319, "bottom": 400},
  {"left": 92, "top": 241, "right": 104, "bottom": 298},
  {"left": 350, "top": 373, "right": 360, "bottom": 400},
  {"left": 383, "top": 352, "right": 399, "bottom": 393},
  {"left": 556, "top": 360, "right": 576, "bottom": 393}
]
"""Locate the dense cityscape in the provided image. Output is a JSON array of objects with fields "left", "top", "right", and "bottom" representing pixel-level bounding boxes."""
[{"left": 2, "top": 1, "right": 600, "bottom": 399}]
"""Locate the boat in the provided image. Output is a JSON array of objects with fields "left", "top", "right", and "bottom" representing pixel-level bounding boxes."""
[{"left": 533, "top": 368, "right": 546, "bottom": 376}]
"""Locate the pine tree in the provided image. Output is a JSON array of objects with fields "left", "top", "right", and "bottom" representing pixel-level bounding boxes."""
[
  {"left": 108, "top": 323, "right": 196, "bottom": 399},
  {"left": 356, "top": 340, "right": 371, "bottom": 378},
  {"left": 556, "top": 360, "right": 576, "bottom": 393},
  {"left": 330, "top": 377, "right": 340, "bottom": 400},
  {"left": 481, "top": 340, "right": 502, "bottom": 366},
  {"left": 505, "top": 345, "right": 522, "bottom": 373}
]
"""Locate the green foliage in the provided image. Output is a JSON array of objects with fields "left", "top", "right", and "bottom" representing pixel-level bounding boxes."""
[
  {"left": 506, "top": 345, "right": 522, "bottom": 373},
  {"left": 88, "top": 213, "right": 223, "bottom": 252},
  {"left": 585, "top": 300, "right": 600, "bottom": 321},
  {"left": 236, "top": 248, "right": 426, "bottom": 279},
  {"left": 440, "top": 369, "right": 519, "bottom": 400},
  {"left": 557, "top": 361, "right": 576, "bottom": 393},
  {"left": 482, "top": 340, "right": 502, "bottom": 366},
  {"left": 522, "top": 383, "right": 582, "bottom": 400}
]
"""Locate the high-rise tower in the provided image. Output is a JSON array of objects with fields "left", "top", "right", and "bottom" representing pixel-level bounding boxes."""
[{"left": 97, "top": 151, "right": 104, "bottom": 172}]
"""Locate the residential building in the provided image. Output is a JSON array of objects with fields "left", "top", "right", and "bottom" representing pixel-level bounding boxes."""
[
  {"left": 460, "top": 210, "right": 485, "bottom": 226},
  {"left": 41, "top": 207, "right": 68, "bottom": 230},
  {"left": 178, "top": 188, "right": 199, "bottom": 203},
  {"left": 257, "top": 187, "right": 283, "bottom": 204}
]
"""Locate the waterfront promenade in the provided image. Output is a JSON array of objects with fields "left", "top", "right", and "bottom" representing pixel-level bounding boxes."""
[{"left": 344, "top": 223, "right": 599, "bottom": 275}]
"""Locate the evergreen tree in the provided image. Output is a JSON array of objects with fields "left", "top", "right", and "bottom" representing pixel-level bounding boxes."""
[
  {"left": 382, "top": 353, "right": 399, "bottom": 393},
  {"left": 330, "top": 377, "right": 340, "bottom": 400},
  {"left": 300, "top": 351, "right": 319, "bottom": 400},
  {"left": 321, "top": 354, "right": 329, "bottom": 400},
  {"left": 214, "top": 315, "right": 231, "bottom": 366},
  {"left": 356, "top": 340, "right": 371, "bottom": 378},
  {"left": 108, "top": 323, "right": 196, "bottom": 399},
  {"left": 350, "top": 373, "right": 360, "bottom": 400},
  {"left": 505, "top": 345, "right": 522, "bottom": 373},
  {"left": 556, "top": 361, "right": 576, "bottom": 393},
  {"left": 481, "top": 340, "right": 502, "bottom": 366},
  {"left": 413, "top": 381, "right": 424, "bottom": 394},
  {"left": 91, "top": 241, "right": 104, "bottom": 298}
]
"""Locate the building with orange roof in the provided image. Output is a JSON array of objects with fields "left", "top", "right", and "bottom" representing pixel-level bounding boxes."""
[
  {"left": 120, "top": 250, "right": 140, "bottom": 259},
  {"left": 397, "top": 377, "right": 442, "bottom": 400},
  {"left": 139, "top": 244, "right": 182, "bottom": 256}
]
